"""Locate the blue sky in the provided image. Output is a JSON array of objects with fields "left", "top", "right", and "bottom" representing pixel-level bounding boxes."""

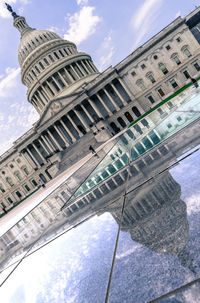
[{"left": 0, "top": 0, "right": 200, "bottom": 156}]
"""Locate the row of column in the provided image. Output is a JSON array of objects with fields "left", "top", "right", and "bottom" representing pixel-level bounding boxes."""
[
  {"left": 24, "top": 78, "right": 132, "bottom": 167},
  {"left": 31, "top": 59, "right": 98, "bottom": 112}
]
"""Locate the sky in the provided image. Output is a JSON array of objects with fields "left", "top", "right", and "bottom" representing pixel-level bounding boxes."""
[{"left": 0, "top": 0, "right": 200, "bottom": 156}]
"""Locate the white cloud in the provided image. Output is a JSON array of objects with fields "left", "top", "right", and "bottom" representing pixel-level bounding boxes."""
[
  {"left": 97, "top": 32, "right": 115, "bottom": 71},
  {"left": 131, "top": 0, "right": 164, "bottom": 48},
  {"left": 0, "top": 67, "right": 20, "bottom": 98},
  {"left": 77, "top": 0, "right": 88, "bottom": 5},
  {"left": 0, "top": 0, "right": 17, "bottom": 18},
  {"left": 64, "top": 6, "right": 101, "bottom": 45},
  {"left": 0, "top": 112, "right": 4, "bottom": 121}
]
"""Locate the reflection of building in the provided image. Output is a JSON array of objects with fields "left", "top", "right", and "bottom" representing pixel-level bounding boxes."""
[
  {"left": 1, "top": 116, "right": 200, "bottom": 271},
  {"left": 109, "top": 172, "right": 196, "bottom": 273},
  {"left": 1, "top": 5, "right": 200, "bottom": 213}
]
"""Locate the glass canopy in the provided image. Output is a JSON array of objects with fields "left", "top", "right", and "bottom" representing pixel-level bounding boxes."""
[{"left": 0, "top": 85, "right": 200, "bottom": 302}]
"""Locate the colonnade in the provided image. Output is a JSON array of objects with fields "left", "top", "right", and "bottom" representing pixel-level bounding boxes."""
[
  {"left": 23, "top": 78, "right": 132, "bottom": 167},
  {"left": 31, "top": 59, "right": 99, "bottom": 112}
]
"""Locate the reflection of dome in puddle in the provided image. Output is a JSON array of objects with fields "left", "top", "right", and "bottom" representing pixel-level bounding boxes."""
[{"left": 110, "top": 172, "right": 196, "bottom": 273}]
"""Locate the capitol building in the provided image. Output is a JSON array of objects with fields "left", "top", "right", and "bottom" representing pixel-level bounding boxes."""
[{"left": 1, "top": 4, "right": 200, "bottom": 215}]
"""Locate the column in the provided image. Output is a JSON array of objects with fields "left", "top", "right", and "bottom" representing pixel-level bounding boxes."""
[
  {"left": 81, "top": 60, "right": 91, "bottom": 74},
  {"left": 70, "top": 64, "right": 80, "bottom": 79},
  {"left": 58, "top": 71, "right": 69, "bottom": 87},
  {"left": 103, "top": 88, "right": 120, "bottom": 111},
  {"left": 32, "top": 142, "right": 46, "bottom": 163},
  {"left": 52, "top": 76, "right": 62, "bottom": 91},
  {"left": 80, "top": 104, "right": 94, "bottom": 123},
  {"left": 104, "top": 181, "right": 112, "bottom": 191},
  {"left": 46, "top": 80, "right": 56, "bottom": 96},
  {"left": 67, "top": 114, "right": 83, "bottom": 137},
  {"left": 75, "top": 62, "right": 84, "bottom": 77},
  {"left": 96, "top": 93, "right": 112, "bottom": 116},
  {"left": 86, "top": 60, "right": 95, "bottom": 72},
  {"left": 117, "top": 77, "right": 133, "bottom": 99},
  {"left": 26, "top": 147, "right": 41, "bottom": 167},
  {"left": 110, "top": 83, "right": 127, "bottom": 106},
  {"left": 54, "top": 124, "right": 70, "bottom": 147},
  {"left": 37, "top": 90, "right": 46, "bottom": 106},
  {"left": 59, "top": 119, "right": 76, "bottom": 142},
  {"left": 34, "top": 94, "right": 44, "bottom": 109},
  {"left": 64, "top": 67, "right": 74, "bottom": 83},
  {"left": 41, "top": 85, "right": 51, "bottom": 100},
  {"left": 77, "top": 62, "right": 87, "bottom": 76},
  {"left": 84, "top": 60, "right": 93, "bottom": 73},
  {"left": 47, "top": 129, "right": 63, "bottom": 151},
  {"left": 38, "top": 138, "right": 51, "bottom": 155},
  {"left": 87, "top": 98, "right": 102, "bottom": 118},
  {"left": 21, "top": 150, "right": 36, "bottom": 169},
  {"left": 146, "top": 134, "right": 155, "bottom": 146},
  {"left": 41, "top": 134, "right": 55, "bottom": 153},
  {"left": 46, "top": 79, "right": 57, "bottom": 95},
  {"left": 74, "top": 109, "right": 89, "bottom": 131}
]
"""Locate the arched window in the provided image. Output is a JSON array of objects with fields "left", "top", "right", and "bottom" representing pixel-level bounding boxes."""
[
  {"left": 132, "top": 106, "right": 141, "bottom": 117},
  {"left": 0, "top": 184, "right": 5, "bottom": 193},
  {"left": 117, "top": 117, "right": 126, "bottom": 128},
  {"left": 181, "top": 46, "right": 191, "bottom": 58},
  {"left": 141, "top": 119, "right": 149, "bottom": 128},
  {"left": 124, "top": 112, "right": 134, "bottom": 122},
  {"left": 158, "top": 62, "right": 168, "bottom": 75},
  {"left": 49, "top": 54, "right": 55, "bottom": 62},
  {"left": 136, "top": 79, "right": 146, "bottom": 91},
  {"left": 171, "top": 53, "right": 181, "bottom": 65},
  {"left": 15, "top": 171, "right": 22, "bottom": 181},
  {"left": 146, "top": 72, "right": 156, "bottom": 83},
  {"left": 110, "top": 122, "right": 120, "bottom": 134},
  {"left": 6, "top": 177, "right": 14, "bottom": 187}
]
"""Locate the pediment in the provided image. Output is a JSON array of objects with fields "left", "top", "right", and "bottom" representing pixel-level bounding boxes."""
[{"left": 35, "top": 89, "right": 83, "bottom": 128}]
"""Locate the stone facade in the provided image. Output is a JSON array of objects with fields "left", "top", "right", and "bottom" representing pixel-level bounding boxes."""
[{"left": 1, "top": 5, "right": 200, "bottom": 214}]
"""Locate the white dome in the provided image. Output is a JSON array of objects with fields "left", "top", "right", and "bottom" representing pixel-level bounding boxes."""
[{"left": 18, "top": 29, "right": 70, "bottom": 67}]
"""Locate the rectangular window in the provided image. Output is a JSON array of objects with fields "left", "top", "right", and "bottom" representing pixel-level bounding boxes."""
[
  {"left": 59, "top": 50, "right": 65, "bottom": 57},
  {"left": 131, "top": 71, "right": 136, "bottom": 77},
  {"left": 39, "top": 62, "right": 45, "bottom": 70},
  {"left": 194, "top": 62, "right": 200, "bottom": 71},
  {"left": 157, "top": 108, "right": 164, "bottom": 115},
  {"left": 7, "top": 197, "right": 13, "bottom": 203},
  {"left": 25, "top": 185, "right": 30, "bottom": 192},
  {"left": 49, "top": 55, "right": 55, "bottom": 62},
  {"left": 141, "top": 64, "right": 146, "bottom": 69},
  {"left": 169, "top": 79, "right": 178, "bottom": 88},
  {"left": 167, "top": 101, "right": 174, "bottom": 108},
  {"left": 54, "top": 52, "right": 59, "bottom": 60},
  {"left": 147, "top": 95, "right": 155, "bottom": 104},
  {"left": 23, "top": 167, "right": 29, "bottom": 175},
  {"left": 183, "top": 70, "right": 191, "bottom": 79},
  {"left": 44, "top": 58, "right": 50, "bottom": 66},
  {"left": 176, "top": 37, "right": 181, "bottom": 42},
  {"left": 166, "top": 45, "right": 171, "bottom": 50},
  {"left": 158, "top": 88, "right": 165, "bottom": 97}
]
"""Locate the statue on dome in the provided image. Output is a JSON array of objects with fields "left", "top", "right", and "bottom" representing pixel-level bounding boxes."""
[{"left": 5, "top": 3, "right": 19, "bottom": 19}]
